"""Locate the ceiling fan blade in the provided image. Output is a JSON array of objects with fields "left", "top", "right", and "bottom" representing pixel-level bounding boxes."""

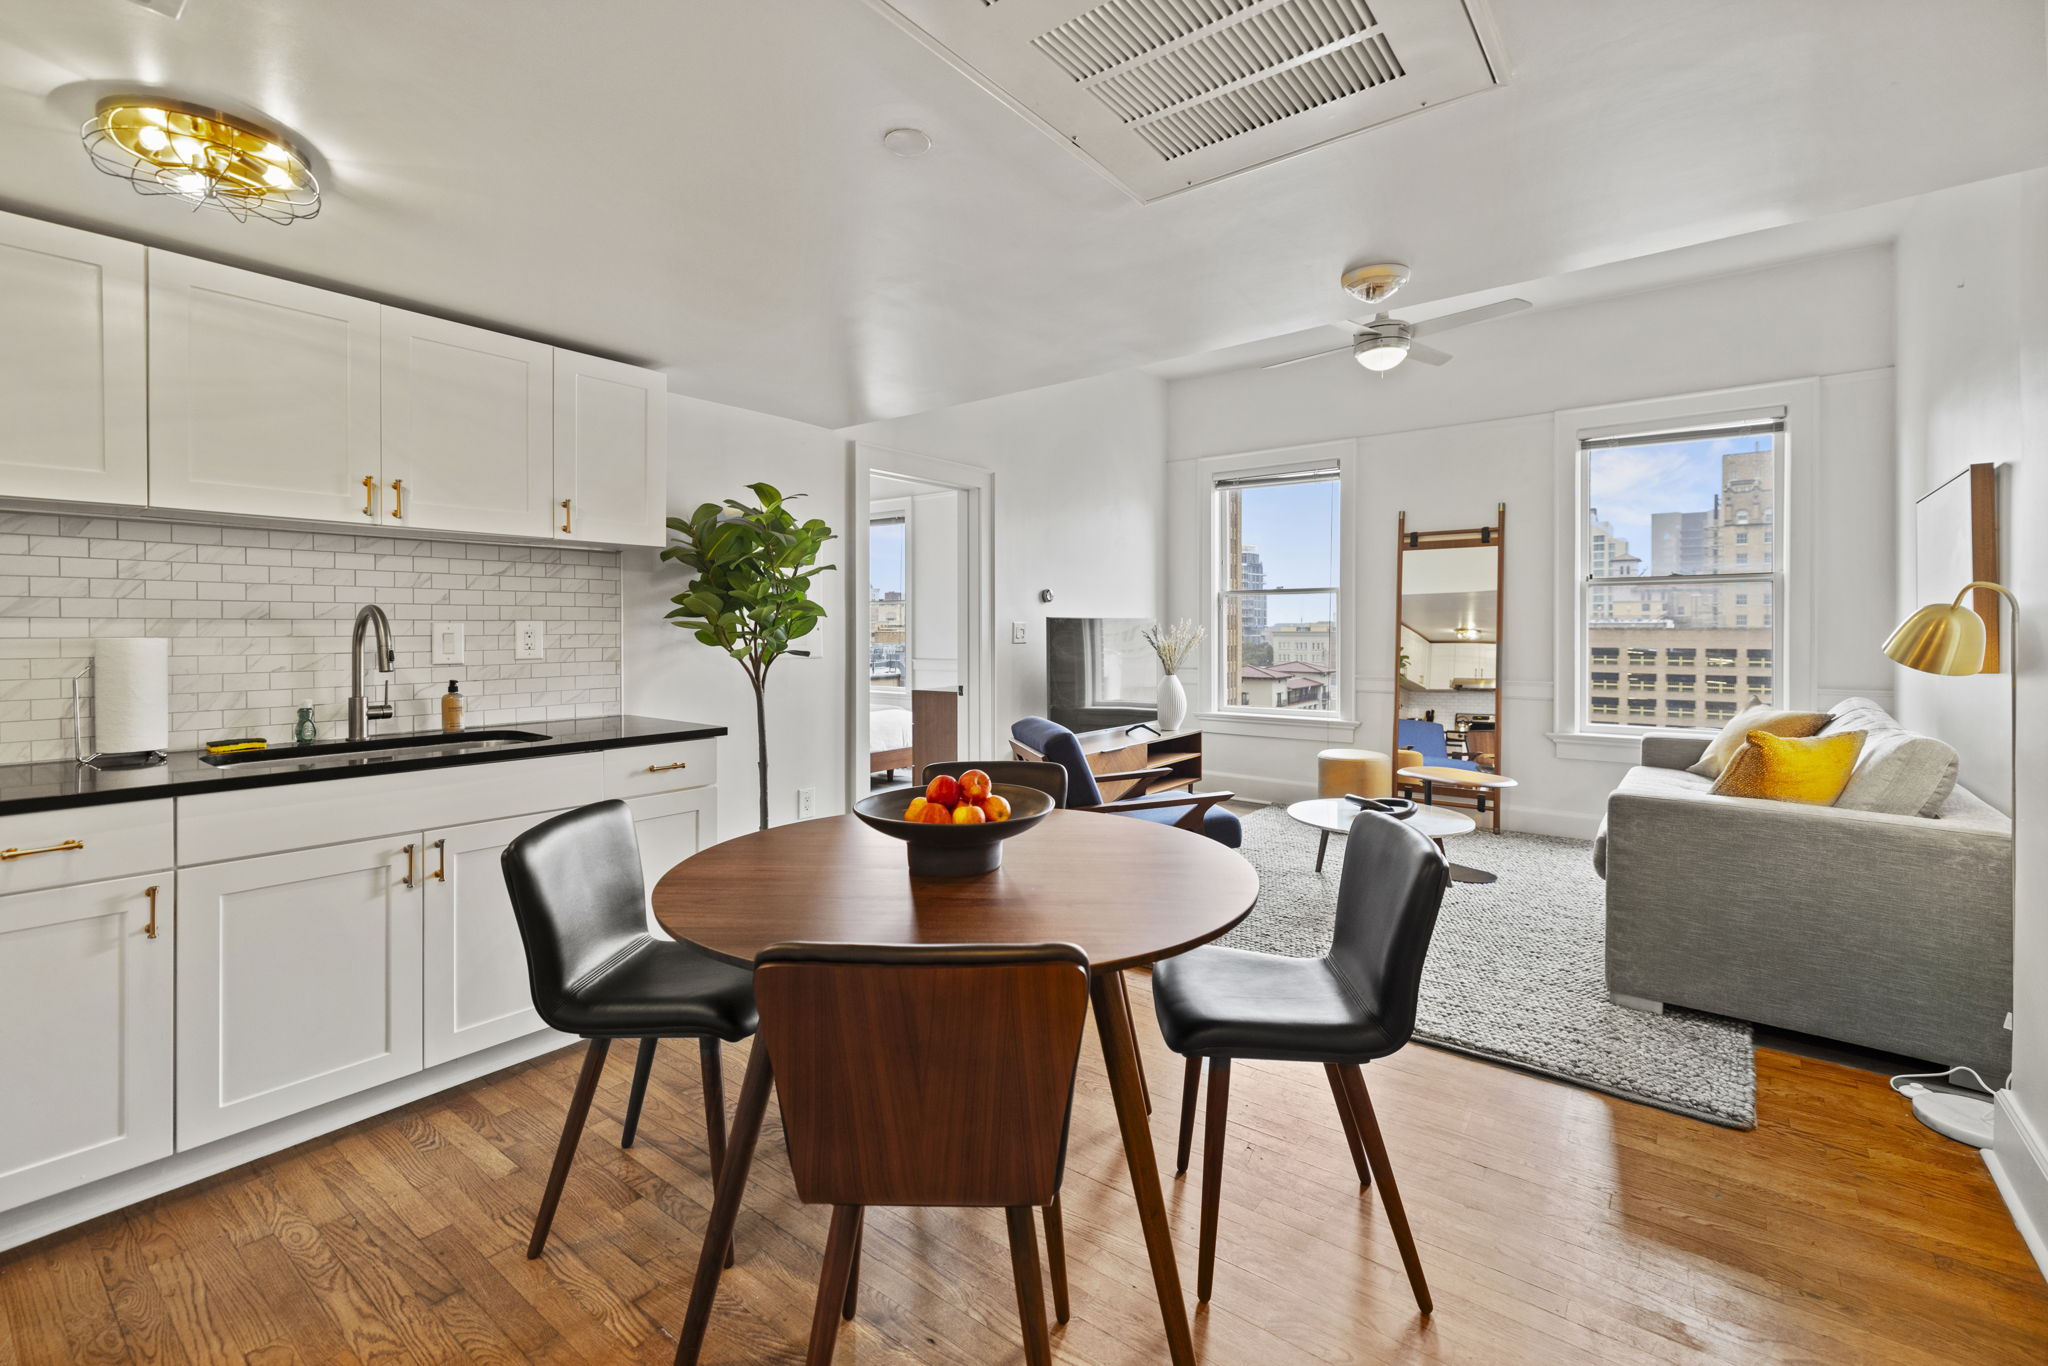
[
  {"left": 1407, "top": 298, "right": 1532, "bottom": 338},
  {"left": 1405, "top": 341, "right": 1455, "bottom": 367},
  {"left": 1261, "top": 343, "right": 1356, "bottom": 371}
]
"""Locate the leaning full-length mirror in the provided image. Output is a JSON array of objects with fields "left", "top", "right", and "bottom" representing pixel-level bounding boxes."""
[{"left": 1393, "top": 509, "right": 1506, "bottom": 827}]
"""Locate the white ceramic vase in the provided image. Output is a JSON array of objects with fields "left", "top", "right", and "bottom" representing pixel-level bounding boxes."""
[{"left": 1156, "top": 673, "right": 1188, "bottom": 731}]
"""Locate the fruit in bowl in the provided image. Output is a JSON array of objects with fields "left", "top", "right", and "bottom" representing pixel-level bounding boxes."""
[{"left": 851, "top": 772, "right": 1055, "bottom": 877}]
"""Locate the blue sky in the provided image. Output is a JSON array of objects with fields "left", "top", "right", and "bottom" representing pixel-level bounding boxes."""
[
  {"left": 1587, "top": 435, "right": 1771, "bottom": 554},
  {"left": 869, "top": 519, "right": 904, "bottom": 597},
  {"left": 1237, "top": 481, "right": 1339, "bottom": 624}
]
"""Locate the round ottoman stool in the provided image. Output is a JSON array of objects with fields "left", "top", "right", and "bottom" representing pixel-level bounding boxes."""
[{"left": 1317, "top": 748, "right": 1391, "bottom": 800}]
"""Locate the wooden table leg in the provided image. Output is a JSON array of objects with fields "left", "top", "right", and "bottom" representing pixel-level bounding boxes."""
[
  {"left": 674, "top": 1043, "right": 775, "bottom": 1366},
  {"left": 1089, "top": 970, "right": 1195, "bottom": 1366}
]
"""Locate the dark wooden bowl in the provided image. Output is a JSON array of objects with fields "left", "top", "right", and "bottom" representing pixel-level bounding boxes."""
[{"left": 851, "top": 783, "right": 1056, "bottom": 877}]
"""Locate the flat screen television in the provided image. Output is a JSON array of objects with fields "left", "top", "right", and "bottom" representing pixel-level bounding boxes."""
[{"left": 1046, "top": 618, "right": 1160, "bottom": 733}]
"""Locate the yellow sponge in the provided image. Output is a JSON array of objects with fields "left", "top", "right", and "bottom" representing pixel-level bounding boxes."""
[{"left": 204, "top": 737, "right": 267, "bottom": 754}]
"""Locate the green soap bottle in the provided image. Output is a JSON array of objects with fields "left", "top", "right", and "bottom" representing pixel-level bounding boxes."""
[{"left": 294, "top": 705, "right": 317, "bottom": 746}]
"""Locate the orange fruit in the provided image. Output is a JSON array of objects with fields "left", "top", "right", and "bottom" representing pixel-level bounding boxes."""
[
  {"left": 926, "top": 774, "right": 962, "bottom": 806},
  {"left": 952, "top": 803, "right": 986, "bottom": 825},
  {"left": 903, "top": 796, "right": 929, "bottom": 822},
  {"left": 959, "top": 768, "right": 993, "bottom": 800},
  {"left": 982, "top": 793, "right": 1012, "bottom": 822}
]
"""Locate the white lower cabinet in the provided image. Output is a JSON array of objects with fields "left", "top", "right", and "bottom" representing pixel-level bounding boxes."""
[
  {"left": 0, "top": 874, "right": 172, "bottom": 1213},
  {"left": 176, "top": 838, "right": 423, "bottom": 1149},
  {"left": 423, "top": 812, "right": 565, "bottom": 1067},
  {"left": 628, "top": 787, "right": 717, "bottom": 910}
]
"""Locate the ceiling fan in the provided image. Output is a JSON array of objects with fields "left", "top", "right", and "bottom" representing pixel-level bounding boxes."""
[{"left": 1264, "top": 262, "right": 1532, "bottom": 373}]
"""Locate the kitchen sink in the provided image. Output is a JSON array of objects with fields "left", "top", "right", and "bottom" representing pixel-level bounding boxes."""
[{"left": 199, "top": 729, "right": 554, "bottom": 768}]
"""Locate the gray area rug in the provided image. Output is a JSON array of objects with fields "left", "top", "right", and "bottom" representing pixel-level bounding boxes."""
[{"left": 1221, "top": 806, "right": 1756, "bottom": 1129}]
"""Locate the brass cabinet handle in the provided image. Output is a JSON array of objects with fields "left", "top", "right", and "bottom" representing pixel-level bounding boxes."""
[
  {"left": 402, "top": 842, "right": 416, "bottom": 889},
  {"left": 144, "top": 884, "right": 159, "bottom": 940},
  {"left": 560, "top": 498, "right": 572, "bottom": 534},
  {"left": 362, "top": 474, "right": 378, "bottom": 518},
  {"left": 390, "top": 478, "right": 405, "bottom": 519},
  {"left": 646, "top": 761, "right": 688, "bottom": 774},
  {"left": 0, "top": 839, "right": 84, "bottom": 861},
  {"left": 431, "top": 838, "right": 447, "bottom": 882}
]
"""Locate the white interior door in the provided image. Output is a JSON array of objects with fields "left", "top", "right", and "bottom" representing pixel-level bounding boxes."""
[
  {"left": 176, "top": 837, "right": 423, "bottom": 1148},
  {"left": 381, "top": 308, "right": 555, "bottom": 537},
  {"left": 553, "top": 349, "right": 667, "bottom": 546},
  {"left": 423, "top": 812, "right": 563, "bottom": 1066},
  {"left": 148, "top": 251, "right": 383, "bottom": 524},
  {"left": 0, "top": 212, "right": 148, "bottom": 506},
  {"left": 0, "top": 874, "right": 172, "bottom": 1213}
]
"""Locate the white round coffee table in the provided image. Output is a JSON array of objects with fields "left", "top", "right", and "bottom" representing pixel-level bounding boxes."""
[{"left": 1286, "top": 797, "right": 1477, "bottom": 875}]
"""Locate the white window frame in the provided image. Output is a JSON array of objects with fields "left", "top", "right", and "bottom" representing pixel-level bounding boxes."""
[
  {"left": 1192, "top": 441, "right": 1359, "bottom": 730},
  {"left": 1550, "top": 379, "right": 1817, "bottom": 762}
]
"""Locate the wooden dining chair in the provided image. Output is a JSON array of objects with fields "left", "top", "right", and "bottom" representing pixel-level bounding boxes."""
[
  {"left": 674, "top": 942, "right": 1091, "bottom": 1366},
  {"left": 500, "top": 801, "right": 758, "bottom": 1259},
  {"left": 919, "top": 759, "right": 1068, "bottom": 807},
  {"left": 1152, "top": 811, "right": 1447, "bottom": 1314}
]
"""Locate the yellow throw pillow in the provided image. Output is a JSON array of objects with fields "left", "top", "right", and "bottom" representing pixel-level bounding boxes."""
[
  {"left": 1686, "top": 706, "right": 1830, "bottom": 778},
  {"left": 1710, "top": 729, "right": 1867, "bottom": 805}
]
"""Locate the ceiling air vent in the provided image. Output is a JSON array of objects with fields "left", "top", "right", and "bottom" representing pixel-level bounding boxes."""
[{"left": 871, "top": 0, "right": 1502, "bottom": 200}]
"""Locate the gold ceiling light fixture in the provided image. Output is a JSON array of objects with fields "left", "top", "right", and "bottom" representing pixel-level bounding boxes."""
[{"left": 81, "top": 97, "right": 319, "bottom": 225}]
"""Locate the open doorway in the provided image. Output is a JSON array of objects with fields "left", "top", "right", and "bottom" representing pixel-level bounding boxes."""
[{"left": 851, "top": 446, "right": 993, "bottom": 798}]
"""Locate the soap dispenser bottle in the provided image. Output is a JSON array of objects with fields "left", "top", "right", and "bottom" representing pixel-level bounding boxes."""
[
  {"left": 441, "top": 680, "right": 464, "bottom": 732},
  {"left": 294, "top": 705, "right": 317, "bottom": 746}
]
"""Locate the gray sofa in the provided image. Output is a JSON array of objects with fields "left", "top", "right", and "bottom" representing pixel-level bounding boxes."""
[{"left": 1594, "top": 701, "right": 2013, "bottom": 1077}]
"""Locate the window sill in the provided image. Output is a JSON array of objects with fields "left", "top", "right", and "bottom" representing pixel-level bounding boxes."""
[{"left": 1195, "top": 711, "right": 1358, "bottom": 741}]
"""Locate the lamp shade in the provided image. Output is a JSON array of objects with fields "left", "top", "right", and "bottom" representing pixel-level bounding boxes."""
[{"left": 1883, "top": 601, "right": 1986, "bottom": 676}]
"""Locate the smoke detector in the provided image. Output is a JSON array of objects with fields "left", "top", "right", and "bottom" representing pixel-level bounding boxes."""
[{"left": 1342, "top": 263, "right": 1410, "bottom": 305}]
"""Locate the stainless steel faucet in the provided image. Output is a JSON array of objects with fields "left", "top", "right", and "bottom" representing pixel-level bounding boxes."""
[{"left": 348, "top": 603, "right": 396, "bottom": 741}]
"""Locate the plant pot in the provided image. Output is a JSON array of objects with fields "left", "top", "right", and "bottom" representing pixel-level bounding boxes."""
[{"left": 1156, "top": 674, "right": 1188, "bottom": 731}]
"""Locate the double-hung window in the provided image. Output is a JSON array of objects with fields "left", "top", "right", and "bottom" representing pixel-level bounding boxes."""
[
  {"left": 1211, "top": 463, "right": 1343, "bottom": 716},
  {"left": 1575, "top": 417, "right": 1783, "bottom": 732}
]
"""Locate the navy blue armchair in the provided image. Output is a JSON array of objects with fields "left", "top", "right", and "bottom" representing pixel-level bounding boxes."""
[
  {"left": 1396, "top": 720, "right": 1479, "bottom": 772},
  {"left": 1011, "top": 717, "right": 1242, "bottom": 849}
]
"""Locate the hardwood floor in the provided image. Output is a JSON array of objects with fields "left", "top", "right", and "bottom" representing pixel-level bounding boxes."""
[{"left": 4, "top": 975, "right": 2044, "bottom": 1365}]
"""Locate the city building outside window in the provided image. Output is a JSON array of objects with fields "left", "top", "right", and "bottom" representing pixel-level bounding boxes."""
[{"left": 1212, "top": 463, "right": 1342, "bottom": 715}]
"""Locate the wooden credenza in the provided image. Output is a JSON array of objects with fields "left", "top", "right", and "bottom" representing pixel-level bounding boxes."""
[{"left": 1013, "top": 726, "right": 1206, "bottom": 802}]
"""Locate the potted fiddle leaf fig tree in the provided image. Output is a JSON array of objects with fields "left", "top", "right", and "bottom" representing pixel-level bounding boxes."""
[{"left": 661, "top": 483, "right": 835, "bottom": 831}]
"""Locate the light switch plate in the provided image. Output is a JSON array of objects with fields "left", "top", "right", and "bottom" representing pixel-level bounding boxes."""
[
  {"left": 1011, "top": 621, "right": 1028, "bottom": 644},
  {"left": 514, "top": 621, "right": 544, "bottom": 660},
  {"left": 432, "top": 622, "right": 464, "bottom": 665}
]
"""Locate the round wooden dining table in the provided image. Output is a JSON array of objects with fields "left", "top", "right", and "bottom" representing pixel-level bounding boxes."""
[{"left": 654, "top": 808, "right": 1259, "bottom": 1366}]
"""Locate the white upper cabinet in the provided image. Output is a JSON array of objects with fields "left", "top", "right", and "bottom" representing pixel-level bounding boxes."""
[
  {"left": 380, "top": 309, "right": 555, "bottom": 538},
  {"left": 554, "top": 349, "right": 668, "bottom": 547},
  {"left": 147, "top": 252, "right": 383, "bottom": 524},
  {"left": 0, "top": 212, "right": 147, "bottom": 506}
]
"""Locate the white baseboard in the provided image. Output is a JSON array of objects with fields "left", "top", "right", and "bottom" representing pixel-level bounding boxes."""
[
  {"left": 1211, "top": 772, "right": 1603, "bottom": 842},
  {"left": 0, "top": 1029, "right": 577, "bottom": 1255},
  {"left": 1987, "top": 1089, "right": 2048, "bottom": 1282},
  {"left": 1500, "top": 804, "right": 1603, "bottom": 840},
  {"left": 1208, "top": 768, "right": 1318, "bottom": 806}
]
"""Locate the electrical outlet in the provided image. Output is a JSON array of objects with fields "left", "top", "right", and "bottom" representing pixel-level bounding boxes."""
[
  {"left": 431, "top": 622, "right": 464, "bottom": 665},
  {"left": 796, "top": 786, "right": 817, "bottom": 820},
  {"left": 514, "top": 621, "right": 544, "bottom": 660},
  {"left": 1011, "top": 621, "right": 1028, "bottom": 644}
]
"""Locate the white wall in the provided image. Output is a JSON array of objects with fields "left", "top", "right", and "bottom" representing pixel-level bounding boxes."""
[
  {"left": 623, "top": 394, "right": 849, "bottom": 836},
  {"left": 842, "top": 371, "right": 1168, "bottom": 751},
  {"left": 1892, "top": 170, "right": 2048, "bottom": 1271},
  {"left": 1165, "top": 247, "right": 1900, "bottom": 835}
]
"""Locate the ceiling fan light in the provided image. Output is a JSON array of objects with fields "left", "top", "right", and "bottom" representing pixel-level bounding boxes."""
[{"left": 1354, "top": 335, "right": 1409, "bottom": 371}]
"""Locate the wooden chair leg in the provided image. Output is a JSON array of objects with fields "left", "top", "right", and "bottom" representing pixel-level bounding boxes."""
[
  {"left": 1042, "top": 1195, "right": 1070, "bottom": 1325},
  {"left": 806, "top": 1204, "right": 862, "bottom": 1366},
  {"left": 1005, "top": 1206, "right": 1054, "bottom": 1366},
  {"left": 1337, "top": 1065, "right": 1431, "bottom": 1315},
  {"left": 1117, "top": 970, "right": 1151, "bottom": 1114},
  {"left": 1175, "top": 1056, "right": 1202, "bottom": 1176},
  {"left": 621, "top": 1037, "right": 658, "bottom": 1149},
  {"left": 527, "top": 1038, "right": 610, "bottom": 1259},
  {"left": 1324, "top": 1063, "right": 1371, "bottom": 1189},
  {"left": 698, "top": 1038, "right": 734, "bottom": 1268},
  {"left": 842, "top": 1209, "right": 865, "bottom": 1321},
  {"left": 674, "top": 1044, "right": 775, "bottom": 1366},
  {"left": 1197, "top": 1057, "right": 1231, "bottom": 1303}
]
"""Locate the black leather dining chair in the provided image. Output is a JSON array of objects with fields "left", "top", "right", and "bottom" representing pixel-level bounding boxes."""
[
  {"left": 500, "top": 800, "right": 758, "bottom": 1259},
  {"left": 918, "top": 759, "right": 1068, "bottom": 808},
  {"left": 1151, "top": 810, "right": 1447, "bottom": 1313}
]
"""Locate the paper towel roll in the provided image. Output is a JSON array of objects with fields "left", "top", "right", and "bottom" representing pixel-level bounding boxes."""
[{"left": 94, "top": 638, "right": 169, "bottom": 756}]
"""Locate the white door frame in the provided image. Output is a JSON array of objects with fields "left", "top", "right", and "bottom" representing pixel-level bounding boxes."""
[{"left": 848, "top": 443, "right": 996, "bottom": 796}]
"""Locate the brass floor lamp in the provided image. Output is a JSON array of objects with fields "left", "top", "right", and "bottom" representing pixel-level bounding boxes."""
[{"left": 1882, "top": 579, "right": 2019, "bottom": 1146}]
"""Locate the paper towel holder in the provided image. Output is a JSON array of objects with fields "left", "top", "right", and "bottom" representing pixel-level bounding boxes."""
[{"left": 71, "top": 662, "right": 168, "bottom": 769}]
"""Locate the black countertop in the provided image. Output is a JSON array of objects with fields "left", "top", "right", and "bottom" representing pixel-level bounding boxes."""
[{"left": 0, "top": 715, "right": 727, "bottom": 817}]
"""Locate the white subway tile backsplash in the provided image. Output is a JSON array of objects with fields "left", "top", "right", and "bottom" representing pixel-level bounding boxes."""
[{"left": 0, "top": 517, "right": 622, "bottom": 761}]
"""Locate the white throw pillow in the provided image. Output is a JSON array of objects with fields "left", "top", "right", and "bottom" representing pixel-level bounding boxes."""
[
  {"left": 1834, "top": 729, "right": 1961, "bottom": 817},
  {"left": 1686, "top": 706, "right": 1830, "bottom": 779}
]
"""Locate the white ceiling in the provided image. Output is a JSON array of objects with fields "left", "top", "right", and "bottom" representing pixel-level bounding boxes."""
[{"left": 1, "top": 1, "right": 2044, "bottom": 428}]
